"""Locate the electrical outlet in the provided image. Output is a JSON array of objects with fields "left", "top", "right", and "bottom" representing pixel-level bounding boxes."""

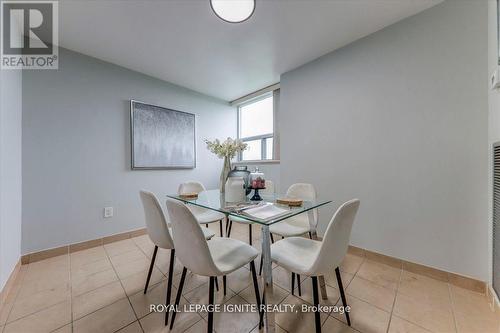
[{"left": 104, "top": 207, "right": 113, "bottom": 218}]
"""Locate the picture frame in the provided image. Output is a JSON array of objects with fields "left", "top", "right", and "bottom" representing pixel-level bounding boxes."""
[{"left": 130, "top": 100, "right": 196, "bottom": 170}]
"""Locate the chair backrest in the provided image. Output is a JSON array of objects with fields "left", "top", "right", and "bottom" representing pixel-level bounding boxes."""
[
  {"left": 261, "top": 180, "right": 275, "bottom": 195},
  {"left": 310, "top": 199, "right": 360, "bottom": 274},
  {"left": 286, "top": 183, "right": 315, "bottom": 200},
  {"left": 286, "top": 183, "right": 318, "bottom": 226},
  {"left": 178, "top": 181, "right": 207, "bottom": 215},
  {"left": 166, "top": 199, "right": 220, "bottom": 276},
  {"left": 139, "top": 190, "right": 174, "bottom": 249},
  {"left": 178, "top": 181, "right": 205, "bottom": 195}
]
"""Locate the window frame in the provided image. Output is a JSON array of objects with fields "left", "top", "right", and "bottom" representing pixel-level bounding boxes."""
[{"left": 237, "top": 92, "right": 274, "bottom": 161}]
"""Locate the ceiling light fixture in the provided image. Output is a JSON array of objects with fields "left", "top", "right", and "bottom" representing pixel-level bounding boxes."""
[{"left": 210, "top": 0, "right": 255, "bottom": 23}]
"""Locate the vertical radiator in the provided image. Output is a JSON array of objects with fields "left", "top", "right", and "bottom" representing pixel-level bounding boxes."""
[{"left": 494, "top": 142, "right": 500, "bottom": 295}]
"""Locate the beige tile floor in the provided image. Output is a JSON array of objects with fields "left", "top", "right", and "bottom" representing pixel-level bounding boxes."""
[{"left": 0, "top": 222, "right": 498, "bottom": 333}]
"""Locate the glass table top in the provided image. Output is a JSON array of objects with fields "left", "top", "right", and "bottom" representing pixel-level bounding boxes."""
[{"left": 167, "top": 189, "right": 332, "bottom": 226}]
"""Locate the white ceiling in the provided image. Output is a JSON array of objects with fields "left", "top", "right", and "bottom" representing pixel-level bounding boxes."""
[{"left": 59, "top": 0, "right": 442, "bottom": 101}]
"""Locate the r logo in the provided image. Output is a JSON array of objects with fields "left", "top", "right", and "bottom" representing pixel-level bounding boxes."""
[{"left": 1, "top": 1, "right": 58, "bottom": 69}]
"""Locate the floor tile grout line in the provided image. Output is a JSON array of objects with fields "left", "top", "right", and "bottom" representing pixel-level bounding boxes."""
[
  {"left": 183, "top": 277, "right": 261, "bottom": 332},
  {"left": 385, "top": 262, "right": 403, "bottom": 333},
  {"left": 2, "top": 266, "right": 73, "bottom": 327},
  {"left": 74, "top": 296, "right": 131, "bottom": 324},
  {"left": 390, "top": 314, "right": 434, "bottom": 333},
  {"left": 103, "top": 244, "right": 146, "bottom": 333},
  {"left": 130, "top": 236, "right": 174, "bottom": 280},
  {"left": 341, "top": 283, "right": 395, "bottom": 315},
  {"left": 357, "top": 259, "right": 447, "bottom": 332},
  {"left": 348, "top": 273, "right": 398, "bottom": 292},
  {"left": 130, "top": 279, "right": 174, "bottom": 322},
  {"left": 111, "top": 320, "right": 140, "bottom": 333},
  {"left": 70, "top": 251, "right": 113, "bottom": 271},
  {"left": 1, "top": 262, "right": 29, "bottom": 328},
  {"left": 447, "top": 282, "right": 459, "bottom": 333},
  {"left": 179, "top": 313, "right": 205, "bottom": 333},
  {"left": 72, "top": 277, "right": 122, "bottom": 301},
  {"left": 68, "top": 253, "right": 74, "bottom": 333},
  {"left": 4, "top": 299, "right": 69, "bottom": 330},
  {"left": 49, "top": 322, "right": 72, "bottom": 333},
  {"left": 387, "top": 273, "right": 448, "bottom": 333},
  {"left": 0, "top": 288, "right": 17, "bottom": 330}
]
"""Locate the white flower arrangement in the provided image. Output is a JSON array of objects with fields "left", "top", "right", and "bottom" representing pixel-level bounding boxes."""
[{"left": 205, "top": 137, "right": 248, "bottom": 159}]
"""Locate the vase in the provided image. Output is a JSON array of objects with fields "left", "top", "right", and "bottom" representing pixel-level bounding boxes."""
[{"left": 220, "top": 156, "right": 231, "bottom": 193}]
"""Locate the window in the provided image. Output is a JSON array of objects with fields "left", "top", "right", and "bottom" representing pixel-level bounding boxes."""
[{"left": 238, "top": 93, "right": 274, "bottom": 161}]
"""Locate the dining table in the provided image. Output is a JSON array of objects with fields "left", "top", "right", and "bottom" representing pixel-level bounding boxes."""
[{"left": 168, "top": 189, "right": 332, "bottom": 333}]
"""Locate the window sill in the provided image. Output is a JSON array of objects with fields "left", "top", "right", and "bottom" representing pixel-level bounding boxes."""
[{"left": 233, "top": 160, "right": 280, "bottom": 165}]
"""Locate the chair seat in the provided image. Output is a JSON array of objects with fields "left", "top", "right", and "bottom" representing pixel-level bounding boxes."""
[
  {"left": 269, "top": 214, "right": 311, "bottom": 237},
  {"left": 193, "top": 210, "right": 225, "bottom": 224},
  {"left": 229, "top": 215, "right": 252, "bottom": 224},
  {"left": 208, "top": 237, "right": 259, "bottom": 275},
  {"left": 201, "top": 227, "right": 216, "bottom": 240},
  {"left": 167, "top": 227, "right": 215, "bottom": 242},
  {"left": 271, "top": 237, "right": 322, "bottom": 275}
]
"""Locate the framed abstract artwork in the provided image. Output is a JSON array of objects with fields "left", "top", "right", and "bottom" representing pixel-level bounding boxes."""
[{"left": 130, "top": 100, "right": 196, "bottom": 169}]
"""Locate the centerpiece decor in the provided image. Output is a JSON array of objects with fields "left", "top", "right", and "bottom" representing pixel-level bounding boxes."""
[{"left": 205, "top": 138, "right": 247, "bottom": 193}]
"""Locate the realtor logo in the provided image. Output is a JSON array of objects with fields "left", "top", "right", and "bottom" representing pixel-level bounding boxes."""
[{"left": 1, "top": 0, "right": 58, "bottom": 69}]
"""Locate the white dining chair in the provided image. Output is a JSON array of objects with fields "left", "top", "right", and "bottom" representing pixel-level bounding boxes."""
[
  {"left": 226, "top": 180, "right": 275, "bottom": 244},
  {"left": 178, "top": 181, "right": 226, "bottom": 236},
  {"left": 269, "top": 183, "right": 317, "bottom": 239},
  {"left": 270, "top": 199, "right": 360, "bottom": 332},
  {"left": 264, "top": 183, "right": 317, "bottom": 294},
  {"left": 166, "top": 199, "right": 262, "bottom": 333},
  {"left": 139, "top": 190, "right": 216, "bottom": 325}
]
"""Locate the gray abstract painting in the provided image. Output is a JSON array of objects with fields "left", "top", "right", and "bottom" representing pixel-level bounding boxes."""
[{"left": 131, "top": 100, "right": 196, "bottom": 169}]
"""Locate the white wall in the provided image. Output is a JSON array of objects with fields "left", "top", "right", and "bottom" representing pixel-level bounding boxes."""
[
  {"left": 22, "top": 48, "right": 235, "bottom": 254},
  {"left": 0, "top": 67, "right": 23, "bottom": 288},
  {"left": 280, "top": 0, "right": 488, "bottom": 280}
]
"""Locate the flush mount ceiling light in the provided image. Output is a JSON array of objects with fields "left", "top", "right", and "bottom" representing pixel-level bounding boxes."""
[{"left": 210, "top": 0, "right": 255, "bottom": 23}]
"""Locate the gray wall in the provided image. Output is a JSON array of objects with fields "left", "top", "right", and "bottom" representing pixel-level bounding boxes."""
[
  {"left": 489, "top": 0, "right": 499, "bottom": 285},
  {"left": 22, "top": 48, "right": 235, "bottom": 254},
  {"left": 0, "top": 66, "right": 22, "bottom": 288},
  {"left": 280, "top": 0, "right": 489, "bottom": 280}
]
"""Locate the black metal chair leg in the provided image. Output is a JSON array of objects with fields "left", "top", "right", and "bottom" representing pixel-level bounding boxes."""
[
  {"left": 144, "top": 245, "right": 158, "bottom": 294},
  {"left": 270, "top": 233, "right": 275, "bottom": 243},
  {"left": 223, "top": 275, "right": 227, "bottom": 296},
  {"left": 249, "top": 224, "right": 252, "bottom": 245},
  {"left": 208, "top": 276, "right": 215, "bottom": 333},
  {"left": 335, "top": 267, "right": 351, "bottom": 326},
  {"left": 219, "top": 220, "right": 223, "bottom": 237},
  {"left": 291, "top": 273, "right": 295, "bottom": 295},
  {"left": 250, "top": 261, "right": 262, "bottom": 329},
  {"left": 309, "top": 231, "right": 313, "bottom": 239},
  {"left": 169, "top": 267, "right": 187, "bottom": 329},
  {"left": 259, "top": 254, "right": 263, "bottom": 276},
  {"left": 206, "top": 224, "right": 209, "bottom": 228},
  {"left": 260, "top": 290, "right": 266, "bottom": 328},
  {"left": 215, "top": 276, "right": 219, "bottom": 291},
  {"left": 311, "top": 276, "right": 321, "bottom": 333},
  {"left": 227, "top": 221, "right": 233, "bottom": 237},
  {"left": 164, "top": 249, "right": 175, "bottom": 325},
  {"left": 297, "top": 274, "right": 302, "bottom": 296}
]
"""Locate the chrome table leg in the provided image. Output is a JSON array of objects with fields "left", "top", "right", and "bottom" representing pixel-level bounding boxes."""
[{"left": 261, "top": 225, "right": 275, "bottom": 333}]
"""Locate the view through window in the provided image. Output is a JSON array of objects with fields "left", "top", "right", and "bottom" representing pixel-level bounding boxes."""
[{"left": 238, "top": 94, "right": 274, "bottom": 161}]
